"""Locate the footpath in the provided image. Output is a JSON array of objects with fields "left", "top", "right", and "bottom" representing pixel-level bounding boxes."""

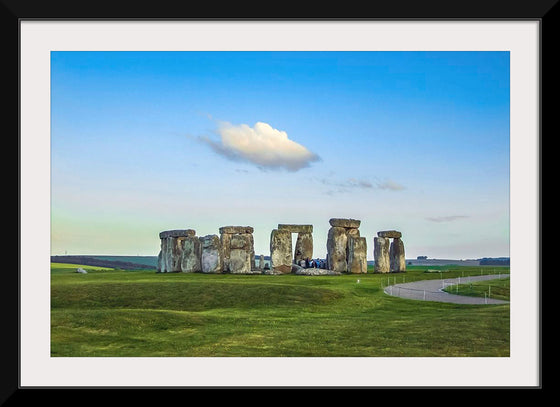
[{"left": 383, "top": 274, "right": 510, "bottom": 304}]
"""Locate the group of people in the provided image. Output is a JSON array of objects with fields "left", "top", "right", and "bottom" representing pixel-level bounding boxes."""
[{"left": 298, "top": 257, "right": 327, "bottom": 269}]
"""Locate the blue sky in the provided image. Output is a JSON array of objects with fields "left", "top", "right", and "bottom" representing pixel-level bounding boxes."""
[{"left": 50, "top": 51, "right": 510, "bottom": 259}]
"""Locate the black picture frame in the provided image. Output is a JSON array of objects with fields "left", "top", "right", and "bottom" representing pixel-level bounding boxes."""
[{"left": 9, "top": 0, "right": 551, "bottom": 401}]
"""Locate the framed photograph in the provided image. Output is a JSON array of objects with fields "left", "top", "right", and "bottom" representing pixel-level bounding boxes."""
[{"left": 13, "top": 3, "right": 548, "bottom": 395}]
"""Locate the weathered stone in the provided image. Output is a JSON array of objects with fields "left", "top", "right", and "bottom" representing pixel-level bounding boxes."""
[
  {"left": 220, "top": 232, "right": 232, "bottom": 272},
  {"left": 374, "top": 237, "right": 390, "bottom": 273},
  {"left": 259, "top": 254, "right": 265, "bottom": 270},
  {"left": 219, "top": 228, "right": 256, "bottom": 274},
  {"left": 219, "top": 226, "right": 254, "bottom": 234},
  {"left": 347, "top": 236, "right": 367, "bottom": 274},
  {"left": 157, "top": 250, "right": 163, "bottom": 272},
  {"left": 294, "top": 232, "right": 313, "bottom": 263},
  {"left": 270, "top": 229, "right": 292, "bottom": 274},
  {"left": 378, "top": 230, "right": 402, "bottom": 239},
  {"left": 158, "top": 238, "right": 167, "bottom": 272},
  {"left": 327, "top": 226, "right": 348, "bottom": 272},
  {"left": 329, "top": 218, "right": 361, "bottom": 228},
  {"left": 230, "top": 233, "right": 251, "bottom": 249},
  {"left": 390, "top": 237, "right": 406, "bottom": 272},
  {"left": 159, "top": 229, "right": 196, "bottom": 239},
  {"left": 293, "top": 263, "right": 341, "bottom": 276},
  {"left": 248, "top": 233, "right": 256, "bottom": 270},
  {"left": 180, "top": 235, "right": 202, "bottom": 273},
  {"left": 262, "top": 267, "right": 284, "bottom": 275},
  {"left": 200, "top": 234, "right": 222, "bottom": 273},
  {"left": 229, "top": 248, "right": 252, "bottom": 274},
  {"left": 158, "top": 230, "right": 201, "bottom": 273},
  {"left": 220, "top": 228, "right": 255, "bottom": 273},
  {"left": 278, "top": 224, "right": 313, "bottom": 233},
  {"left": 226, "top": 234, "right": 254, "bottom": 274},
  {"left": 162, "top": 236, "right": 185, "bottom": 272},
  {"left": 162, "top": 237, "right": 172, "bottom": 272},
  {"left": 346, "top": 228, "right": 360, "bottom": 238}
]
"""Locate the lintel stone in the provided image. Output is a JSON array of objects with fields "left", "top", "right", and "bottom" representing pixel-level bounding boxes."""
[
  {"left": 377, "top": 230, "right": 402, "bottom": 239},
  {"left": 278, "top": 224, "right": 313, "bottom": 233},
  {"left": 159, "top": 229, "right": 196, "bottom": 239},
  {"left": 219, "top": 226, "right": 254, "bottom": 234},
  {"left": 329, "top": 218, "right": 361, "bottom": 228}
]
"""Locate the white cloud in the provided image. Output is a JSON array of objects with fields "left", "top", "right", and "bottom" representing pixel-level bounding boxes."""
[
  {"left": 198, "top": 121, "right": 320, "bottom": 171},
  {"left": 376, "top": 180, "right": 406, "bottom": 191},
  {"left": 319, "top": 177, "right": 373, "bottom": 193},
  {"left": 319, "top": 176, "right": 407, "bottom": 195}
]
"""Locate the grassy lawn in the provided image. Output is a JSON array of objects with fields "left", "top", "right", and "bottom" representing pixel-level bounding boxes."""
[
  {"left": 443, "top": 277, "right": 510, "bottom": 301},
  {"left": 51, "top": 263, "right": 510, "bottom": 357}
]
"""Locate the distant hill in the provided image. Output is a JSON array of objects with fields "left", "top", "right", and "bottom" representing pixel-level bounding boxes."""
[
  {"left": 51, "top": 255, "right": 157, "bottom": 270},
  {"left": 407, "top": 257, "right": 509, "bottom": 267},
  {"left": 405, "top": 258, "right": 481, "bottom": 266},
  {"left": 479, "top": 257, "right": 510, "bottom": 266},
  {"left": 51, "top": 255, "right": 269, "bottom": 270},
  {"left": 90, "top": 255, "right": 159, "bottom": 267}
]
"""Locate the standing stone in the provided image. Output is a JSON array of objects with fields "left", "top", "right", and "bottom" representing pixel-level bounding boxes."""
[
  {"left": 157, "top": 250, "right": 163, "bottom": 272},
  {"left": 347, "top": 236, "right": 367, "bottom": 273},
  {"left": 259, "top": 254, "right": 265, "bottom": 271},
  {"left": 220, "top": 232, "right": 232, "bottom": 273},
  {"left": 390, "top": 237, "right": 406, "bottom": 272},
  {"left": 270, "top": 229, "right": 292, "bottom": 274},
  {"left": 326, "top": 218, "right": 365, "bottom": 273},
  {"left": 294, "top": 232, "right": 313, "bottom": 264},
  {"left": 345, "top": 228, "right": 360, "bottom": 261},
  {"left": 200, "top": 234, "right": 222, "bottom": 273},
  {"left": 374, "top": 237, "right": 391, "bottom": 273},
  {"left": 160, "top": 237, "right": 170, "bottom": 272},
  {"left": 162, "top": 237, "right": 173, "bottom": 272},
  {"left": 227, "top": 233, "right": 253, "bottom": 274},
  {"left": 327, "top": 226, "right": 348, "bottom": 272},
  {"left": 158, "top": 229, "right": 197, "bottom": 273},
  {"left": 165, "top": 236, "right": 184, "bottom": 272},
  {"left": 230, "top": 233, "right": 250, "bottom": 249},
  {"left": 180, "top": 235, "right": 202, "bottom": 273},
  {"left": 248, "top": 233, "right": 256, "bottom": 270},
  {"left": 219, "top": 226, "right": 255, "bottom": 273},
  {"left": 229, "top": 248, "right": 252, "bottom": 274}
]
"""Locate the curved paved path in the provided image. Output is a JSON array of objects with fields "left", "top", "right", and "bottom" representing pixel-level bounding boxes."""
[{"left": 383, "top": 274, "right": 510, "bottom": 304}]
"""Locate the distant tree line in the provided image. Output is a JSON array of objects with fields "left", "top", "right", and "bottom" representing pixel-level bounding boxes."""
[{"left": 479, "top": 257, "right": 510, "bottom": 265}]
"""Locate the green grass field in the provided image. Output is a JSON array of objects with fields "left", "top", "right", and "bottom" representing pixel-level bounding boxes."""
[
  {"left": 51, "top": 263, "right": 510, "bottom": 357},
  {"left": 443, "top": 277, "right": 510, "bottom": 301}
]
